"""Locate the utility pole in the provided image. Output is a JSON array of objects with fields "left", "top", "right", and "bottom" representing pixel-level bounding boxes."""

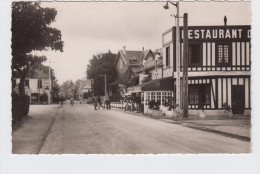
[
  {"left": 175, "top": 1, "right": 181, "bottom": 117},
  {"left": 163, "top": 1, "right": 181, "bottom": 117},
  {"left": 105, "top": 74, "right": 107, "bottom": 100},
  {"left": 100, "top": 74, "right": 107, "bottom": 100},
  {"left": 48, "top": 61, "right": 51, "bottom": 104},
  {"left": 183, "top": 13, "right": 189, "bottom": 118},
  {"left": 37, "top": 64, "right": 40, "bottom": 104}
]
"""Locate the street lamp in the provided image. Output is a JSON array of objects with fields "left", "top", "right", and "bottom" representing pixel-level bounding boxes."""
[
  {"left": 163, "top": 1, "right": 181, "bottom": 117},
  {"left": 163, "top": 1, "right": 177, "bottom": 9}
]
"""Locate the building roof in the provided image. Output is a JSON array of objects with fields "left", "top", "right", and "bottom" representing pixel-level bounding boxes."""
[
  {"left": 12, "top": 64, "right": 54, "bottom": 79},
  {"left": 124, "top": 50, "right": 142, "bottom": 65},
  {"left": 142, "top": 50, "right": 151, "bottom": 61},
  {"left": 115, "top": 49, "right": 155, "bottom": 70}
]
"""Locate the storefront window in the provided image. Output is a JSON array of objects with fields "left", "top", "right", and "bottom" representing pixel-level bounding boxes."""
[
  {"left": 188, "top": 84, "right": 210, "bottom": 105},
  {"left": 144, "top": 91, "right": 173, "bottom": 106}
]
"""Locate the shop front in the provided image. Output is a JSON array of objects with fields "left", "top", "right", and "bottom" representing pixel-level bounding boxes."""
[{"left": 134, "top": 77, "right": 175, "bottom": 117}]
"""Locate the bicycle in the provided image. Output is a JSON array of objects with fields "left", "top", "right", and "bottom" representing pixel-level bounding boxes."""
[{"left": 70, "top": 99, "right": 74, "bottom": 106}]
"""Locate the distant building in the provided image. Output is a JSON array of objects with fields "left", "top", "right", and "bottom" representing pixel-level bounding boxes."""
[
  {"left": 78, "top": 77, "right": 93, "bottom": 100},
  {"left": 12, "top": 64, "right": 58, "bottom": 104}
]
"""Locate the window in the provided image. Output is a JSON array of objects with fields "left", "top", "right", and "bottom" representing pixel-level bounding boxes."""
[
  {"left": 188, "top": 44, "right": 201, "bottom": 66},
  {"left": 188, "top": 84, "right": 210, "bottom": 105},
  {"left": 38, "top": 80, "right": 42, "bottom": 88},
  {"left": 132, "top": 57, "right": 137, "bottom": 63},
  {"left": 25, "top": 80, "right": 29, "bottom": 87},
  {"left": 216, "top": 43, "right": 231, "bottom": 65},
  {"left": 166, "top": 46, "right": 170, "bottom": 67}
]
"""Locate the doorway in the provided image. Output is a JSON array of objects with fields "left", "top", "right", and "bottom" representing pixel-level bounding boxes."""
[{"left": 232, "top": 85, "right": 245, "bottom": 114}]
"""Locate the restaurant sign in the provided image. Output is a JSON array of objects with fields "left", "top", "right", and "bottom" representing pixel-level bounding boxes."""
[{"left": 180, "top": 26, "right": 251, "bottom": 42}]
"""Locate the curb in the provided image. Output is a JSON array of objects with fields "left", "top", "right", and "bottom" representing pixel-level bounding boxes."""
[
  {"left": 170, "top": 122, "right": 251, "bottom": 142},
  {"left": 36, "top": 107, "right": 62, "bottom": 154}
]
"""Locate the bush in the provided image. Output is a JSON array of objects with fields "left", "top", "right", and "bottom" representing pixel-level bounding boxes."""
[
  {"left": 164, "top": 97, "right": 175, "bottom": 111},
  {"left": 148, "top": 100, "right": 160, "bottom": 110},
  {"left": 12, "top": 93, "right": 30, "bottom": 123}
]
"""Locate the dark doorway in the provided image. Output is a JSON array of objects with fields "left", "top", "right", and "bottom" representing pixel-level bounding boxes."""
[{"left": 232, "top": 85, "right": 245, "bottom": 114}]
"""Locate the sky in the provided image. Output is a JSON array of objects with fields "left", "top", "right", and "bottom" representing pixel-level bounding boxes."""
[{"left": 37, "top": 1, "right": 251, "bottom": 84}]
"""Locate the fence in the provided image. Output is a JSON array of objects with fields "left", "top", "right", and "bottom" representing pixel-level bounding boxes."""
[{"left": 110, "top": 102, "right": 124, "bottom": 109}]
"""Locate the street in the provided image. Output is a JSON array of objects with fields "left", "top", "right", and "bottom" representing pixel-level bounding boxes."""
[{"left": 20, "top": 102, "right": 249, "bottom": 154}]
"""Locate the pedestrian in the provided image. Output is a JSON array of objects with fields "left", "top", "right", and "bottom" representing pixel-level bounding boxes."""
[
  {"left": 105, "top": 97, "right": 111, "bottom": 110},
  {"left": 107, "top": 97, "right": 111, "bottom": 110},
  {"left": 124, "top": 97, "right": 129, "bottom": 111},
  {"left": 59, "top": 95, "right": 64, "bottom": 107},
  {"left": 70, "top": 97, "right": 74, "bottom": 106},
  {"left": 105, "top": 99, "right": 108, "bottom": 110},
  {"left": 94, "top": 96, "right": 98, "bottom": 110},
  {"left": 97, "top": 96, "right": 101, "bottom": 109}
]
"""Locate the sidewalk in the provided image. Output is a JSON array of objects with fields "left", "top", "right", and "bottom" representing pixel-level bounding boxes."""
[
  {"left": 112, "top": 108, "right": 251, "bottom": 142},
  {"left": 163, "top": 118, "right": 251, "bottom": 141},
  {"left": 12, "top": 105, "right": 60, "bottom": 154}
]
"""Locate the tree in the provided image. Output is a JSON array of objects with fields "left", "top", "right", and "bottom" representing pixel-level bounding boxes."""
[
  {"left": 59, "top": 80, "right": 74, "bottom": 99},
  {"left": 12, "top": 2, "right": 63, "bottom": 94},
  {"left": 86, "top": 51, "right": 117, "bottom": 96}
]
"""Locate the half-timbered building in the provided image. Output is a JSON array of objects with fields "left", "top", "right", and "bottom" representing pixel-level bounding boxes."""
[{"left": 162, "top": 24, "right": 251, "bottom": 116}]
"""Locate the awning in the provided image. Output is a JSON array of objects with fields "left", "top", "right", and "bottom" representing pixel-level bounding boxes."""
[{"left": 137, "top": 77, "right": 174, "bottom": 91}]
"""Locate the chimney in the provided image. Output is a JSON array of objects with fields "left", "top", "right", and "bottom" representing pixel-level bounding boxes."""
[
  {"left": 123, "top": 46, "right": 126, "bottom": 55},
  {"left": 224, "top": 16, "right": 227, "bottom": 26},
  {"left": 141, "top": 47, "right": 144, "bottom": 60}
]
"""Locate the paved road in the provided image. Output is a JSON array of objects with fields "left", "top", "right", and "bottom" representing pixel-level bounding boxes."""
[{"left": 38, "top": 102, "right": 250, "bottom": 154}]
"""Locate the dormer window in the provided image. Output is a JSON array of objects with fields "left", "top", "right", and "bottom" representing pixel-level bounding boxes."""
[{"left": 132, "top": 57, "right": 137, "bottom": 63}]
